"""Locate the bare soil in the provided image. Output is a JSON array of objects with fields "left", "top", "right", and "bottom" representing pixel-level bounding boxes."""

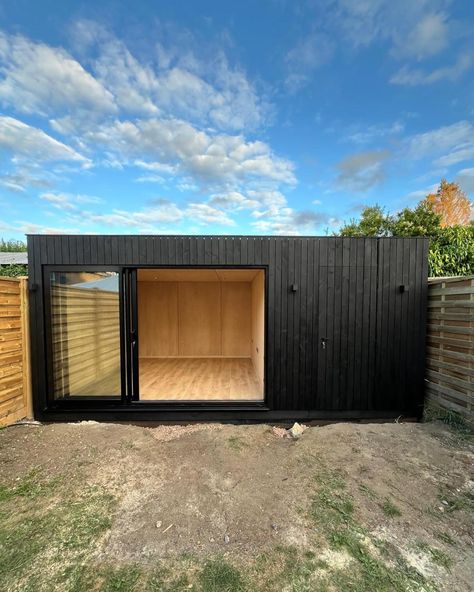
[{"left": 0, "top": 420, "right": 473, "bottom": 591}]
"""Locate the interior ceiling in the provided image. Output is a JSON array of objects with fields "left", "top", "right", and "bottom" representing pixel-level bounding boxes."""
[{"left": 137, "top": 268, "right": 262, "bottom": 282}]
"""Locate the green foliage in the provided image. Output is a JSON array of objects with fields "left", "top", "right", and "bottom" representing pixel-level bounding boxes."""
[
  {"left": 338, "top": 197, "right": 473, "bottom": 277},
  {"left": 390, "top": 201, "right": 442, "bottom": 237},
  {"left": 428, "top": 225, "right": 474, "bottom": 277},
  {"left": 0, "top": 238, "right": 27, "bottom": 252},
  {"left": 0, "top": 263, "right": 27, "bottom": 277},
  {"left": 339, "top": 205, "right": 390, "bottom": 237},
  {"left": 0, "top": 237, "right": 28, "bottom": 277}
]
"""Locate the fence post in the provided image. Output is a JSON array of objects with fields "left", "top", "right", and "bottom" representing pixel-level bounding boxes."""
[{"left": 19, "top": 276, "right": 33, "bottom": 418}]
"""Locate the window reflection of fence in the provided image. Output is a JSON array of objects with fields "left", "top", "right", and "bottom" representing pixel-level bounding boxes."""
[{"left": 51, "top": 285, "right": 121, "bottom": 398}]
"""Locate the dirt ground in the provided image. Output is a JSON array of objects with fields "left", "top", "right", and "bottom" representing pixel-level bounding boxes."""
[{"left": 0, "top": 420, "right": 473, "bottom": 591}]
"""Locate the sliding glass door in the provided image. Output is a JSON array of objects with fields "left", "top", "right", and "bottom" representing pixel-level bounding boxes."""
[{"left": 48, "top": 270, "right": 122, "bottom": 399}]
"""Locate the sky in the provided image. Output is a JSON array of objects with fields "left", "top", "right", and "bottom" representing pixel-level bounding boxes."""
[{"left": 0, "top": 0, "right": 473, "bottom": 239}]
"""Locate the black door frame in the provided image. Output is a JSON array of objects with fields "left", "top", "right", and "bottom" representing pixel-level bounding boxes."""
[
  {"left": 43, "top": 264, "right": 268, "bottom": 411},
  {"left": 43, "top": 265, "right": 126, "bottom": 407}
]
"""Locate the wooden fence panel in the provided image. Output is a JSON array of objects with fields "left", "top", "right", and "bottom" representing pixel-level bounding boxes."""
[
  {"left": 425, "top": 276, "right": 474, "bottom": 424},
  {"left": 0, "top": 277, "right": 31, "bottom": 426}
]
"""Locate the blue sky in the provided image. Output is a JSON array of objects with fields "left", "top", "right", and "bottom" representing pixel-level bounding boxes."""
[{"left": 0, "top": 0, "right": 473, "bottom": 238}]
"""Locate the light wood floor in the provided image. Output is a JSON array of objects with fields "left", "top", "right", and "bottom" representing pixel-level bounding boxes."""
[{"left": 139, "top": 358, "right": 263, "bottom": 401}]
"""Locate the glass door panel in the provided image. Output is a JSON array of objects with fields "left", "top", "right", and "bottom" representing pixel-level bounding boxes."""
[{"left": 49, "top": 271, "right": 121, "bottom": 398}]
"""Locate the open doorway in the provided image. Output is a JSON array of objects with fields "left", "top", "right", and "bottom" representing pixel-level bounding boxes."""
[{"left": 137, "top": 268, "right": 265, "bottom": 402}]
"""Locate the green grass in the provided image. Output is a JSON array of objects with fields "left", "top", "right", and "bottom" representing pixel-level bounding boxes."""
[
  {"left": 438, "top": 486, "right": 474, "bottom": 513},
  {"left": 380, "top": 498, "right": 402, "bottom": 518},
  {"left": 423, "top": 404, "right": 473, "bottom": 442},
  {"left": 308, "top": 467, "right": 437, "bottom": 592},
  {"left": 199, "top": 559, "right": 245, "bottom": 592},
  {"left": 358, "top": 483, "right": 378, "bottom": 501},
  {"left": 0, "top": 468, "right": 62, "bottom": 502},
  {"left": 416, "top": 542, "right": 453, "bottom": 570},
  {"left": 0, "top": 464, "right": 443, "bottom": 592},
  {"left": 435, "top": 531, "right": 456, "bottom": 546},
  {"left": 227, "top": 436, "right": 247, "bottom": 451},
  {"left": 0, "top": 471, "right": 116, "bottom": 591}
]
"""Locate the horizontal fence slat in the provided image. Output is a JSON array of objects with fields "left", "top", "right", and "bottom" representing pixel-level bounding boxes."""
[
  {"left": 427, "top": 335, "right": 473, "bottom": 349},
  {"left": 429, "top": 286, "right": 474, "bottom": 296},
  {"left": 426, "top": 369, "right": 472, "bottom": 393},
  {"left": 427, "top": 324, "right": 474, "bottom": 336},
  {"left": 428, "top": 312, "right": 473, "bottom": 322},
  {"left": 426, "top": 358, "right": 474, "bottom": 378},
  {"left": 425, "top": 380, "right": 472, "bottom": 404},
  {"left": 426, "top": 346, "right": 474, "bottom": 364},
  {"left": 428, "top": 300, "right": 474, "bottom": 308}
]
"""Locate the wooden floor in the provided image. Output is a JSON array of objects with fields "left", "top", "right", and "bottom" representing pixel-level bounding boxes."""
[{"left": 139, "top": 358, "right": 263, "bottom": 401}]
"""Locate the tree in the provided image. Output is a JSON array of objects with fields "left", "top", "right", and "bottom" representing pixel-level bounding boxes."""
[
  {"left": 337, "top": 185, "right": 473, "bottom": 276},
  {"left": 0, "top": 239, "right": 27, "bottom": 252},
  {"left": 390, "top": 201, "right": 441, "bottom": 237},
  {"left": 425, "top": 179, "right": 472, "bottom": 227},
  {"left": 429, "top": 225, "right": 474, "bottom": 277},
  {"left": 339, "top": 205, "right": 391, "bottom": 237},
  {"left": 339, "top": 202, "right": 441, "bottom": 237}
]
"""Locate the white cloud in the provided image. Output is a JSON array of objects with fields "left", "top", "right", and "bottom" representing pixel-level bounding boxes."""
[
  {"left": 40, "top": 191, "right": 104, "bottom": 210},
  {"left": 285, "top": 1, "right": 456, "bottom": 91},
  {"left": 0, "top": 31, "right": 116, "bottom": 117},
  {"left": 251, "top": 208, "right": 337, "bottom": 235},
  {"left": 455, "top": 167, "right": 474, "bottom": 193},
  {"left": 405, "top": 183, "right": 439, "bottom": 201},
  {"left": 335, "top": 150, "right": 391, "bottom": 191},
  {"left": 329, "top": 1, "right": 452, "bottom": 58},
  {"left": 285, "top": 32, "right": 333, "bottom": 92},
  {"left": 345, "top": 121, "right": 405, "bottom": 144},
  {"left": 85, "top": 117, "right": 296, "bottom": 186},
  {"left": 70, "top": 20, "right": 267, "bottom": 131},
  {"left": 209, "top": 191, "right": 260, "bottom": 211},
  {"left": 406, "top": 121, "right": 474, "bottom": 167},
  {"left": 185, "top": 203, "right": 235, "bottom": 226},
  {"left": 393, "top": 12, "right": 450, "bottom": 60},
  {"left": 0, "top": 169, "right": 51, "bottom": 193},
  {"left": 391, "top": 53, "right": 472, "bottom": 85},
  {"left": 0, "top": 116, "right": 90, "bottom": 165}
]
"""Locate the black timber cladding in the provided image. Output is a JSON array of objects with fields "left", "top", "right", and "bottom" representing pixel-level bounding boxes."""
[{"left": 27, "top": 235, "right": 428, "bottom": 421}]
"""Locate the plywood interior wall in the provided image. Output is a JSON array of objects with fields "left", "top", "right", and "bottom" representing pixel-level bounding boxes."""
[
  {"left": 138, "top": 269, "right": 264, "bottom": 363},
  {"left": 251, "top": 271, "right": 265, "bottom": 388}
]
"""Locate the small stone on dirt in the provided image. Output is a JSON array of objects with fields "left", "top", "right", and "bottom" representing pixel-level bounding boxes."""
[
  {"left": 288, "top": 422, "right": 307, "bottom": 439},
  {"left": 155, "top": 521, "right": 162, "bottom": 528},
  {"left": 224, "top": 534, "right": 230, "bottom": 544}
]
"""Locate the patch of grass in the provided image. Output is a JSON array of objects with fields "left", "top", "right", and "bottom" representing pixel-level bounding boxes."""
[
  {"left": 198, "top": 559, "right": 246, "bottom": 592},
  {"left": 101, "top": 565, "right": 142, "bottom": 591},
  {"left": 0, "top": 482, "right": 116, "bottom": 591},
  {"left": 250, "top": 545, "right": 326, "bottom": 592},
  {"left": 424, "top": 404, "right": 473, "bottom": 445},
  {"left": 438, "top": 486, "right": 474, "bottom": 513},
  {"left": 309, "top": 466, "right": 437, "bottom": 592},
  {"left": 147, "top": 567, "right": 191, "bottom": 592},
  {"left": 435, "top": 531, "right": 456, "bottom": 546},
  {"left": 358, "top": 483, "right": 378, "bottom": 501},
  {"left": 416, "top": 542, "right": 453, "bottom": 570},
  {"left": 227, "top": 436, "right": 247, "bottom": 451},
  {"left": 0, "top": 468, "right": 61, "bottom": 501},
  {"left": 380, "top": 498, "right": 402, "bottom": 518}
]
